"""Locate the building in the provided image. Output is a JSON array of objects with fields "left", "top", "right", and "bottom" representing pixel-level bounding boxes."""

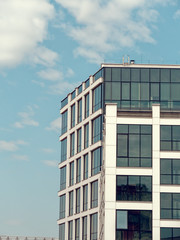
[{"left": 58, "top": 62, "right": 180, "bottom": 240}]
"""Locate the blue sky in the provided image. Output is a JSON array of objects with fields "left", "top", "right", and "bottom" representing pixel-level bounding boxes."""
[{"left": 1, "top": 0, "right": 180, "bottom": 237}]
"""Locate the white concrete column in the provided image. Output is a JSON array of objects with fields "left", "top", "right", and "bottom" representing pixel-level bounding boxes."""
[{"left": 152, "top": 104, "right": 160, "bottom": 240}]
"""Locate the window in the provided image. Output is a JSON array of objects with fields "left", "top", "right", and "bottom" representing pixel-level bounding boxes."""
[
  {"left": 161, "top": 125, "right": 180, "bottom": 151},
  {"left": 161, "top": 193, "right": 180, "bottom": 219},
  {"left": 116, "top": 176, "right": 152, "bottom": 201},
  {"left": 60, "top": 166, "right": 66, "bottom": 190},
  {"left": 78, "top": 99, "right": 82, "bottom": 123},
  {"left": 71, "top": 90, "right": 75, "bottom": 100},
  {"left": 83, "top": 184, "right": 88, "bottom": 211},
  {"left": 59, "top": 223, "right": 65, "bottom": 240},
  {"left": 160, "top": 159, "right": 180, "bottom": 185},
  {"left": 90, "top": 213, "right": 98, "bottom": 240},
  {"left": 76, "top": 188, "right": 81, "bottom": 214},
  {"left": 84, "top": 123, "right": 89, "bottom": 149},
  {"left": 116, "top": 210, "right": 152, "bottom": 240},
  {"left": 78, "top": 84, "right": 82, "bottom": 94},
  {"left": 91, "top": 147, "right": 102, "bottom": 176},
  {"left": 82, "top": 216, "right": 87, "bottom": 240},
  {"left": 85, "top": 78, "right": 89, "bottom": 88},
  {"left": 85, "top": 93, "right": 89, "bottom": 118},
  {"left": 84, "top": 154, "right": 88, "bottom": 180},
  {"left": 161, "top": 228, "right": 180, "bottom": 240},
  {"left": 76, "top": 158, "right": 81, "bottom": 183},
  {"left": 92, "top": 115, "right": 102, "bottom": 144},
  {"left": 75, "top": 218, "right": 80, "bottom": 240},
  {"left": 117, "top": 124, "right": 152, "bottom": 167},
  {"left": 93, "top": 85, "right": 102, "bottom": 112},
  {"left": 59, "top": 194, "right": 66, "bottom": 219},
  {"left": 71, "top": 104, "right": 75, "bottom": 128},
  {"left": 91, "top": 180, "right": 98, "bottom": 208},
  {"left": 69, "top": 221, "right": 73, "bottom": 240},
  {"left": 61, "top": 138, "right": 67, "bottom": 163},
  {"left": 70, "top": 133, "right": 75, "bottom": 157},
  {"left": 69, "top": 191, "right": 74, "bottom": 216},
  {"left": 61, "top": 110, "right": 67, "bottom": 134},
  {"left": 77, "top": 128, "right": 82, "bottom": 153},
  {"left": 69, "top": 161, "right": 74, "bottom": 186}
]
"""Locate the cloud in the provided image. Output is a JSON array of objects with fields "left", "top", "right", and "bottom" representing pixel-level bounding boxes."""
[
  {"left": 0, "top": 140, "right": 27, "bottom": 152},
  {"left": 42, "top": 148, "right": 55, "bottom": 153},
  {"left": 0, "top": 0, "right": 55, "bottom": 68},
  {"left": 14, "top": 106, "right": 39, "bottom": 128},
  {"left": 12, "top": 154, "right": 29, "bottom": 161},
  {"left": 43, "top": 160, "right": 58, "bottom": 167},
  {"left": 46, "top": 117, "right": 61, "bottom": 132},
  {"left": 56, "top": 0, "right": 175, "bottom": 63},
  {"left": 38, "top": 68, "right": 63, "bottom": 81},
  {"left": 49, "top": 81, "right": 78, "bottom": 95},
  {"left": 174, "top": 9, "right": 180, "bottom": 19}
]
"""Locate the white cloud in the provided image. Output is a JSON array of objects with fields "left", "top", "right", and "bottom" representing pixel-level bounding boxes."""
[
  {"left": 49, "top": 81, "right": 78, "bottom": 95},
  {"left": 38, "top": 68, "right": 63, "bottom": 81},
  {"left": 0, "top": 140, "right": 27, "bottom": 152},
  {"left": 46, "top": 117, "right": 61, "bottom": 132},
  {"left": 174, "top": 9, "right": 180, "bottom": 19},
  {"left": 42, "top": 148, "right": 55, "bottom": 153},
  {"left": 0, "top": 0, "right": 55, "bottom": 68},
  {"left": 14, "top": 106, "right": 39, "bottom": 128},
  {"left": 56, "top": 0, "right": 175, "bottom": 63},
  {"left": 43, "top": 160, "right": 58, "bottom": 167},
  {"left": 12, "top": 154, "right": 29, "bottom": 161}
]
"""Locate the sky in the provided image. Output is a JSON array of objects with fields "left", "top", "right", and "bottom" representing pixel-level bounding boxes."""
[{"left": 1, "top": 0, "right": 180, "bottom": 237}]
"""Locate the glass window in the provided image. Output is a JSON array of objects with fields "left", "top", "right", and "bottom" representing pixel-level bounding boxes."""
[
  {"left": 161, "top": 193, "right": 180, "bottom": 219},
  {"left": 122, "top": 83, "right": 130, "bottom": 100},
  {"left": 59, "top": 194, "right": 66, "bottom": 219},
  {"left": 91, "top": 147, "right": 102, "bottom": 176},
  {"left": 76, "top": 188, "right": 81, "bottom": 214},
  {"left": 85, "top": 93, "right": 89, "bottom": 118},
  {"left": 75, "top": 218, "right": 80, "bottom": 240},
  {"left": 90, "top": 213, "right": 98, "bottom": 240},
  {"left": 161, "top": 69, "right": 170, "bottom": 82},
  {"left": 71, "top": 104, "right": 75, "bottom": 128},
  {"left": 93, "top": 85, "right": 102, "bottom": 112},
  {"left": 84, "top": 123, "right": 89, "bottom": 149},
  {"left": 61, "top": 110, "right": 68, "bottom": 134},
  {"left": 84, "top": 154, "right": 88, "bottom": 180},
  {"left": 122, "top": 68, "right": 130, "bottom": 81},
  {"left": 94, "top": 69, "right": 103, "bottom": 81},
  {"left": 70, "top": 133, "right": 75, "bottom": 157},
  {"left": 78, "top": 99, "right": 82, "bottom": 123},
  {"left": 82, "top": 216, "right": 87, "bottom": 240},
  {"left": 131, "top": 68, "right": 140, "bottom": 81},
  {"left": 161, "top": 159, "right": 180, "bottom": 185},
  {"left": 141, "top": 68, "right": 149, "bottom": 82},
  {"left": 116, "top": 176, "right": 152, "bottom": 201},
  {"left": 70, "top": 161, "right": 74, "bottom": 186},
  {"left": 92, "top": 115, "right": 102, "bottom": 144},
  {"left": 104, "top": 82, "right": 112, "bottom": 100},
  {"left": 83, "top": 184, "right": 88, "bottom": 211},
  {"left": 150, "top": 83, "right": 159, "bottom": 101},
  {"left": 161, "top": 83, "right": 170, "bottom": 101},
  {"left": 131, "top": 83, "right": 140, "bottom": 100},
  {"left": 61, "top": 96, "right": 68, "bottom": 109},
  {"left": 112, "top": 68, "right": 121, "bottom": 81},
  {"left": 71, "top": 90, "right": 76, "bottom": 100},
  {"left": 59, "top": 223, "right": 65, "bottom": 240},
  {"left": 60, "top": 166, "right": 66, "bottom": 190},
  {"left": 78, "top": 85, "right": 82, "bottom": 94},
  {"left": 85, "top": 78, "right": 89, "bottom": 88},
  {"left": 77, "top": 128, "right": 82, "bottom": 153},
  {"left": 69, "top": 221, "right": 73, "bottom": 240},
  {"left": 161, "top": 125, "right": 180, "bottom": 151},
  {"left": 117, "top": 125, "right": 152, "bottom": 167},
  {"left": 116, "top": 210, "right": 152, "bottom": 240},
  {"left": 171, "top": 69, "right": 180, "bottom": 82},
  {"left": 91, "top": 180, "right": 98, "bottom": 208},
  {"left": 105, "top": 67, "right": 111, "bottom": 81},
  {"left": 69, "top": 191, "right": 74, "bottom": 216},
  {"left": 61, "top": 138, "right": 67, "bottom": 163},
  {"left": 150, "top": 68, "right": 159, "bottom": 82},
  {"left": 161, "top": 228, "right": 180, "bottom": 240},
  {"left": 76, "top": 158, "right": 81, "bottom": 183},
  {"left": 112, "top": 82, "right": 121, "bottom": 100},
  {"left": 140, "top": 83, "right": 149, "bottom": 100}
]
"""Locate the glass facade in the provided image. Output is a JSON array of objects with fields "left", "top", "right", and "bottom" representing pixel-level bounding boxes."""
[
  {"left": 83, "top": 154, "right": 88, "bottom": 180},
  {"left": 117, "top": 124, "right": 152, "bottom": 167},
  {"left": 75, "top": 218, "right": 80, "bottom": 240},
  {"left": 69, "top": 191, "right": 73, "bottom": 216},
  {"left": 70, "top": 133, "right": 75, "bottom": 157},
  {"left": 60, "top": 166, "right": 66, "bottom": 191},
  {"left": 69, "top": 220, "right": 73, "bottom": 240},
  {"left": 92, "top": 115, "right": 102, "bottom": 144},
  {"left": 76, "top": 188, "right": 81, "bottom": 214},
  {"left": 91, "top": 180, "right": 98, "bottom": 208},
  {"left": 161, "top": 125, "right": 180, "bottom": 151},
  {"left": 59, "top": 194, "right": 66, "bottom": 219},
  {"left": 116, "top": 210, "right": 152, "bottom": 240},
  {"left": 77, "top": 128, "right": 82, "bottom": 153},
  {"left": 93, "top": 84, "right": 102, "bottom": 112},
  {"left": 161, "top": 228, "right": 180, "bottom": 240},
  {"left": 90, "top": 213, "right": 98, "bottom": 240},
  {"left": 161, "top": 193, "right": 180, "bottom": 219},
  {"left": 116, "top": 176, "right": 152, "bottom": 201},
  {"left": 61, "top": 138, "right": 67, "bottom": 163},
  {"left": 84, "top": 123, "right": 89, "bottom": 149},
  {"left": 160, "top": 159, "right": 180, "bottom": 185},
  {"left": 59, "top": 223, "right": 65, "bottom": 240},
  {"left": 71, "top": 104, "right": 75, "bottom": 128},
  {"left": 91, "top": 147, "right": 102, "bottom": 176},
  {"left": 82, "top": 216, "right": 88, "bottom": 240},
  {"left": 78, "top": 99, "right": 82, "bottom": 123},
  {"left": 76, "top": 158, "right": 81, "bottom": 183},
  {"left": 85, "top": 93, "right": 89, "bottom": 118},
  {"left": 61, "top": 110, "right": 67, "bottom": 135},
  {"left": 69, "top": 161, "right": 74, "bottom": 186},
  {"left": 83, "top": 184, "right": 88, "bottom": 211},
  {"left": 104, "top": 67, "right": 180, "bottom": 110}
]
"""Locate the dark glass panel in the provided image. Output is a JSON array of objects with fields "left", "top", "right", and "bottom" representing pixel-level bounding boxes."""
[
  {"left": 173, "top": 126, "right": 180, "bottom": 141},
  {"left": 131, "top": 68, "right": 140, "bottom": 81},
  {"left": 122, "top": 68, "right": 130, "bottom": 81},
  {"left": 112, "top": 68, "right": 121, "bottom": 81},
  {"left": 128, "top": 211, "right": 140, "bottom": 231},
  {"left": 173, "top": 194, "right": 180, "bottom": 208},
  {"left": 173, "top": 228, "right": 180, "bottom": 238},
  {"left": 161, "top": 193, "right": 171, "bottom": 208},
  {"left": 129, "top": 135, "right": 140, "bottom": 157},
  {"left": 129, "top": 158, "right": 140, "bottom": 167},
  {"left": 160, "top": 228, "right": 172, "bottom": 239},
  {"left": 161, "top": 175, "right": 171, "bottom": 185},
  {"left": 117, "top": 135, "right": 128, "bottom": 157},
  {"left": 173, "top": 160, "right": 180, "bottom": 174},
  {"left": 161, "top": 209, "right": 172, "bottom": 219},
  {"left": 117, "top": 175, "right": 127, "bottom": 185},
  {"left": 141, "top": 68, "right": 149, "bottom": 82},
  {"left": 171, "top": 69, "right": 180, "bottom": 82},
  {"left": 160, "top": 159, "right": 171, "bottom": 174},
  {"left": 161, "top": 68, "right": 170, "bottom": 82},
  {"left": 105, "top": 67, "right": 111, "bottom": 81},
  {"left": 161, "top": 83, "right": 170, "bottom": 101},
  {"left": 122, "top": 83, "right": 130, "bottom": 100},
  {"left": 129, "top": 125, "right": 140, "bottom": 134},
  {"left": 140, "top": 211, "right": 152, "bottom": 231},
  {"left": 141, "top": 158, "right": 151, "bottom": 167},
  {"left": 105, "top": 82, "right": 112, "bottom": 100},
  {"left": 140, "top": 232, "right": 152, "bottom": 240},
  {"left": 171, "top": 83, "right": 180, "bottom": 101},
  {"left": 150, "top": 83, "right": 159, "bottom": 101},
  {"left": 161, "top": 141, "right": 171, "bottom": 151},
  {"left": 150, "top": 69, "right": 159, "bottom": 82},
  {"left": 141, "top": 125, "right": 151, "bottom": 134},
  {"left": 173, "top": 175, "right": 180, "bottom": 184},
  {"left": 116, "top": 230, "right": 128, "bottom": 240},
  {"left": 173, "top": 209, "right": 180, "bottom": 219},
  {"left": 141, "top": 83, "right": 149, "bottom": 100},
  {"left": 117, "top": 125, "right": 128, "bottom": 134},
  {"left": 161, "top": 126, "right": 171, "bottom": 140},
  {"left": 141, "top": 135, "right": 151, "bottom": 158},
  {"left": 172, "top": 141, "right": 180, "bottom": 151},
  {"left": 141, "top": 177, "right": 152, "bottom": 192},
  {"left": 117, "top": 157, "right": 128, "bottom": 167},
  {"left": 112, "top": 82, "right": 121, "bottom": 100}
]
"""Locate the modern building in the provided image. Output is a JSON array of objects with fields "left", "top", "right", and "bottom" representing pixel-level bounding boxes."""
[{"left": 58, "top": 62, "right": 180, "bottom": 240}]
